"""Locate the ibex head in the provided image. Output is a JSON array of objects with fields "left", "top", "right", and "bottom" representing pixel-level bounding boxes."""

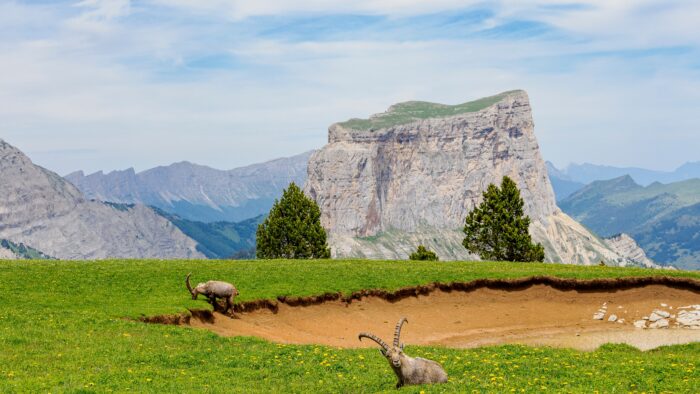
[
  {"left": 359, "top": 317, "right": 408, "bottom": 368},
  {"left": 185, "top": 273, "right": 204, "bottom": 300}
]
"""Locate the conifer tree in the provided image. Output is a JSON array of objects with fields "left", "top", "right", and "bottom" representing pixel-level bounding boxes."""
[
  {"left": 462, "top": 176, "right": 545, "bottom": 262},
  {"left": 256, "top": 182, "right": 331, "bottom": 259},
  {"left": 409, "top": 245, "right": 439, "bottom": 261}
]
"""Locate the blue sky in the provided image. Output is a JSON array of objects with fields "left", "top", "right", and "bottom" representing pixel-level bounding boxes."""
[{"left": 1, "top": 0, "right": 699, "bottom": 175}]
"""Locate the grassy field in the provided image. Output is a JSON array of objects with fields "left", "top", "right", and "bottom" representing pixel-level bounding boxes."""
[
  {"left": 337, "top": 91, "right": 518, "bottom": 131},
  {"left": 1, "top": 259, "right": 699, "bottom": 393}
]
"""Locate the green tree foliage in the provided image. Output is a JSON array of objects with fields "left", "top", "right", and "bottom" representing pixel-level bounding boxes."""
[
  {"left": 462, "top": 176, "right": 545, "bottom": 262},
  {"left": 256, "top": 182, "right": 331, "bottom": 259},
  {"left": 409, "top": 245, "right": 439, "bottom": 261}
]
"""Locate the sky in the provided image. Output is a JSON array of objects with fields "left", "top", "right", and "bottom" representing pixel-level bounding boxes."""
[{"left": 1, "top": 0, "right": 699, "bottom": 175}]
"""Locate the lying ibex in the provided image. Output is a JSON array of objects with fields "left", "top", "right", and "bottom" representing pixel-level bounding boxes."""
[
  {"left": 359, "top": 317, "right": 448, "bottom": 388},
  {"left": 185, "top": 273, "right": 239, "bottom": 313}
]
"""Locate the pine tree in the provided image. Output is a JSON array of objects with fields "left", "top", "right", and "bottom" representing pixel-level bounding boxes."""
[
  {"left": 462, "top": 176, "right": 545, "bottom": 262},
  {"left": 256, "top": 182, "right": 331, "bottom": 259},
  {"left": 409, "top": 245, "right": 439, "bottom": 261}
]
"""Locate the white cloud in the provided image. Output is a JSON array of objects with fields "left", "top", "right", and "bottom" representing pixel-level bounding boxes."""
[{"left": 0, "top": 0, "right": 698, "bottom": 174}]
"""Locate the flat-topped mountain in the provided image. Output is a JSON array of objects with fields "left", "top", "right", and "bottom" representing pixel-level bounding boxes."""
[
  {"left": 306, "top": 90, "right": 655, "bottom": 267},
  {"left": 65, "top": 151, "right": 313, "bottom": 223},
  {"left": 0, "top": 139, "right": 204, "bottom": 260}
]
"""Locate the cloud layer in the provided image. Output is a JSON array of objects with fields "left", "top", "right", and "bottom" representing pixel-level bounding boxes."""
[{"left": 1, "top": 0, "right": 698, "bottom": 174}]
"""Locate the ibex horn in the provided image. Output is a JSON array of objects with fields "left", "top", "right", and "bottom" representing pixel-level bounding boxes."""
[
  {"left": 393, "top": 317, "right": 408, "bottom": 347},
  {"left": 185, "top": 273, "right": 195, "bottom": 296},
  {"left": 358, "top": 333, "right": 389, "bottom": 351}
]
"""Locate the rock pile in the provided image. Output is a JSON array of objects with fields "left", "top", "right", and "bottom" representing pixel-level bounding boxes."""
[{"left": 590, "top": 303, "right": 700, "bottom": 330}]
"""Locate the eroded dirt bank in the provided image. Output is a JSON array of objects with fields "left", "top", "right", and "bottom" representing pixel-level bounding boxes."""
[{"left": 145, "top": 277, "right": 700, "bottom": 351}]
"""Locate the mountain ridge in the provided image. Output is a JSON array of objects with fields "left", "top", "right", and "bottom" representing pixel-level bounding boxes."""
[
  {"left": 65, "top": 151, "right": 314, "bottom": 223},
  {"left": 0, "top": 138, "right": 204, "bottom": 260},
  {"left": 560, "top": 176, "right": 700, "bottom": 269}
]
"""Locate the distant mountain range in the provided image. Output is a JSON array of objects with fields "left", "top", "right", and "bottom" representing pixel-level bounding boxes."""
[
  {"left": 560, "top": 176, "right": 700, "bottom": 270},
  {"left": 0, "top": 139, "right": 204, "bottom": 260},
  {"left": 545, "top": 162, "right": 586, "bottom": 201},
  {"left": 65, "top": 151, "right": 313, "bottom": 223},
  {"left": 152, "top": 209, "right": 262, "bottom": 259},
  {"left": 546, "top": 161, "right": 700, "bottom": 201}
]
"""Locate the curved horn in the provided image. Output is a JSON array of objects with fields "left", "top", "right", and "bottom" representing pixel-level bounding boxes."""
[
  {"left": 185, "top": 273, "right": 195, "bottom": 298},
  {"left": 358, "top": 333, "right": 389, "bottom": 351},
  {"left": 393, "top": 317, "right": 408, "bottom": 347}
]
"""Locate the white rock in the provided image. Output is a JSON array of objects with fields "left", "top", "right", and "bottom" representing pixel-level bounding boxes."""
[
  {"left": 648, "top": 313, "right": 662, "bottom": 322},
  {"left": 653, "top": 309, "right": 671, "bottom": 318},
  {"left": 634, "top": 320, "right": 647, "bottom": 329},
  {"left": 608, "top": 314, "right": 618, "bottom": 322},
  {"left": 593, "top": 312, "right": 606, "bottom": 320},
  {"left": 661, "top": 303, "right": 668, "bottom": 307},
  {"left": 617, "top": 319, "right": 625, "bottom": 324},
  {"left": 649, "top": 319, "right": 670, "bottom": 329},
  {"left": 676, "top": 311, "right": 700, "bottom": 327}
]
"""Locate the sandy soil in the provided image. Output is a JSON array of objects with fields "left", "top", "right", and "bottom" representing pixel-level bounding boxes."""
[{"left": 188, "top": 285, "right": 700, "bottom": 351}]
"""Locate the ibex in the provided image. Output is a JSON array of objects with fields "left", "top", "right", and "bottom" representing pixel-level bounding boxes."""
[
  {"left": 359, "top": 318, "right": 448, "bottom": 388},
  {"left": 185, "top": 273, "right": 239, "bottom": 314}
]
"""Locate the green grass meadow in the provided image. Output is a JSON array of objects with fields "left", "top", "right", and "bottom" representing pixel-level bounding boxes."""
[{"left": 1, "top": 259, "right": 699, "bottom": 393}]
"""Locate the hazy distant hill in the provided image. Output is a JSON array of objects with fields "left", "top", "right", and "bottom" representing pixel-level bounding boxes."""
[
  {"left": 152, "top": 209, "right": 262, "bottom": 259},
  {"left": 546, "top": 161, "right": 585, "bottom": 201},
  {"left": 550, "top": 161, "right": 700, "bottom": 186},
  {"left": 66, "top": 151, "right": 313, "bottom": 223},
  {"left": 560, "top": 176, "right": 700, "bottom": 269}
]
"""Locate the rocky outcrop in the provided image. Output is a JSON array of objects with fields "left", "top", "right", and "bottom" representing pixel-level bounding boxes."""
[
  {"left": 604, "top": 233, "right": 658, "bottom": 268},
  {"left": 305, "top": 90, "right": 649, "bottom": 266},
  {"left": 65, "top": 151, "right": 314, "bottom": 223},
  {"left": 0, "top": 139, "right": 204, "bottom": 260}
]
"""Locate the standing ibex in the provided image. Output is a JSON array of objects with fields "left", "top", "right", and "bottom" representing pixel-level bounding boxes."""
[
  {"left": 359, "top": 317, "right": 448, "bottom": 388},
  {"left": 185, "top": 273, "right": 239, "bottom": 314}
]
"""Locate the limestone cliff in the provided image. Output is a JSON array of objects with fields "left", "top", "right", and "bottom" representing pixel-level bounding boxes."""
[
  {"left": 603, "top": 233, "right": 658, "bottom": 268},
  {"left": 305, "top": 90, "right": 649, "bottom": 266},
  {"left": 0, "top": 139, "right": 204, "bottom": 260}
]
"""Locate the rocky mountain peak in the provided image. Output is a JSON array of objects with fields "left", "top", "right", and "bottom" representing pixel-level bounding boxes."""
[
  {"left": 0, "top": 139, "right": 204, "bottom": 259},
  {"left": 305, "top": 91, "right": 649, "bottom": 266}
]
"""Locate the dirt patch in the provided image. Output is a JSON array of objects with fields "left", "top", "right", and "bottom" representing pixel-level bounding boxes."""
[{"left": 144, "top": 277, "right": 700, "bottom": 351}]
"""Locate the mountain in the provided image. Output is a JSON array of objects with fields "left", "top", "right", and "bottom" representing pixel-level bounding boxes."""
[
  {"left": 65, "top": 151, "right": 314, "bottom": 223},
  {"left": 560, "top": 176, "right": 700, "bottom": 269},
  {"left": 0, "top": 239, "right": 53, "bottom": 260},
  {"left": 305, "top": 90, "right": 654, "bottom": 267},
  {"left": 0, "top": 139, "right": 204, "bottom": 260},
  {"left": 551, "top": 161, "right": 700, "bottom": 186},
  {"left": 546, "top": 161, "right": 585, "bottom": 201},
  {"left": 152, "top": 208, "right": 261, "bottom": 259}
]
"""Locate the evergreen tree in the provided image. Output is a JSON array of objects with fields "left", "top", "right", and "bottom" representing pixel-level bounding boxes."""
[
  {"left": 462, "top": 176, "right": 545, "bottom": 262},
  {"left": 256, "top": 182, "right": 331, "bottom": 259},
  {"left": 409, "top": 245, "right": 439, "bottom": 261}
]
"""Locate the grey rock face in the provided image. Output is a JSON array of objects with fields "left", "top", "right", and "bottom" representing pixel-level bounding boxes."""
[
  {"left": 305, "top": 90, "right": 647, "bottom": 265},
  {"left": 0, "top": 139, "right": 204, "bottom": 260},
  {"left": 603, "top": 233, "right": 658, "bottom": 268},
  {"left": 65, "top": 151, "right": 314, "bottom": 223},
  {"left": 0, "top": 245, "right": 17, "bottom": 259}
]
